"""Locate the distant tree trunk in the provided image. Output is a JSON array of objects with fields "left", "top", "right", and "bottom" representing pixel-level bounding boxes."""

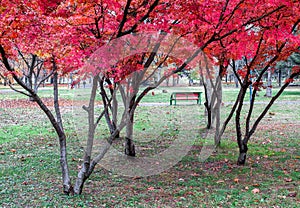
[
  {"left": 234, "top": 74, "right": 239, "bottom": 88},
  {"left": 199, "top": 58, "right": 223, "bottom": 147},
  {"left": 278, "top": 69, "right": 282, "bottom": 87},
  {"left": 265, "top": 69, "right": 272, "bottom": 97},
  {"left": 172, "top": 76, "right": 176, "bottom": 86},
  {"left": 99, "top": 78, "right": 115, "bottom": 134}
]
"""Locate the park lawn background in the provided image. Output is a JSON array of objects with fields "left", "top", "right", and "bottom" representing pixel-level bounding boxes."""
[{"left": 0, "top": 86, "right": 299, "bottom": 207}]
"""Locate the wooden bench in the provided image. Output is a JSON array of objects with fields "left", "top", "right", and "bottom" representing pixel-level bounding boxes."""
[{"left": 170, "top": 92, "right": 202, "bottom": 105}]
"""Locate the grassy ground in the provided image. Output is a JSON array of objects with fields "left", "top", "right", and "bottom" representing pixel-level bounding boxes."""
[{"left": 0, "top": 86, "right": 299, "bottom": 207}]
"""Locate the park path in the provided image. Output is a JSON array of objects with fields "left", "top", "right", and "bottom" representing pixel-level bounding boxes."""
[
  {"left": 139, "top": 100, "right": 300, "bottom": 107},
  {"left": 0, "top": 98, "right": 299, "bottom": 109}
]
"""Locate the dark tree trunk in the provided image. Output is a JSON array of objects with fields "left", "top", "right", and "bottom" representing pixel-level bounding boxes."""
[
  {"left": 125, "top": 109, "right": 136, "bottom": 156},
  {"left": 237, "top": 142, "right": 248, "bottom": 165},
  {"left": 125, "top": 137, "right": 136, "bottom": 157},
  {"left": 124, "top": 95, "right": 136, "bottom": 157}
]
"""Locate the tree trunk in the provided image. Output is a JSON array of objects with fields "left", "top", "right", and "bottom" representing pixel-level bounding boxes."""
[
  {"left": 125, "top": 114, "right": 135, "bottom": 157},
  {"left": 235, "top": 85, "right": 248, "bottom": 165},
  {"left": 213, "top": 76, "right": 222, "bottom": 147},
  {"left": 278, "top": 69, "right": 282, "bottom": 87},
  {"left": 234, "top": 74, "right": 239, "bottom": 88},
  {"left": 265, "top": 70, "right": 272, "bottom": 97},
  {"left": 74, "top": 76, "right": 98, "bottom": 194},
  {"left": 237, "top": 142, "right": 248, "bottom": 165},
  {"left": 172, "top": 76, "right": 176, "bottom": 86},
  {"left": 125, "top": 137, "right": 135, "bottom": 156}
]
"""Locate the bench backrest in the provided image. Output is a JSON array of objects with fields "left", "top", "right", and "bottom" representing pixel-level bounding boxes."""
[{"left": 172, "top": 92, "right": 201, "bottom": 98}]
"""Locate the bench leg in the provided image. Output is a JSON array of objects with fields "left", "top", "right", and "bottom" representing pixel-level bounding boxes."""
[{"left": 198, "top": 97, "right": 201, "bottom": 105}]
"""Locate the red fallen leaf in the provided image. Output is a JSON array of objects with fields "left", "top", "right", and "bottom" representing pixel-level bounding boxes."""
[
  {"left": 284, "top": 178, "right": 293, "bottom": 182},
  {"left": 152, "top": 92, "right": 155, "bottom": 96},
  {"left": 22, "top": 181, "right": 28, "bottom": 185},
  {"left": 287, "top": 192, "right": 297, "bottom": 197},
  {"left": 147, "top": 186, "right": 155, "bottom": 191},
  {"left": 251, "top": 188, "right": 260, "bottom": 194}
]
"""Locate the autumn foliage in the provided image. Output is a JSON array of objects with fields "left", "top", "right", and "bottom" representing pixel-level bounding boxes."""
[{"left": 0, "top": 0, "right": 299, "bottom": 194}]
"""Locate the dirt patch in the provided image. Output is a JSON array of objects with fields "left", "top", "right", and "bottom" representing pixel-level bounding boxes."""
[{"left": 0, "top": 98, "right": 102, "bottom": 108}]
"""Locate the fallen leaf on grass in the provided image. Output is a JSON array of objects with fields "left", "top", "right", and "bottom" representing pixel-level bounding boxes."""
[
  {"left": 252, "top": 183, "right": 260, "bottom": 187},
  {"left": 216, "top": 180, "right": 225, "bottom": 184},
  {"left": 234, "top": 178, "right": 239, "bottom": 183},
  {"left": 287, "top": 192, "right": 297, "bottom": 197},
  {"left": 252, "top": 188, "right": 260, "bottom": 194},
  {"left": 147, "top": 187, "right": 155, "bottom": 191},
  {"left": 133, "top": 176, "right": 142, "bottom": 180},
  {"left": 10, "top": 149, "right": 16, "bottom": 153},
  {"left": 0, "top": 152, "right": 5, "bottom": 155},
  {"left": 284, "top": 178, "right": 293, "bottom": 182}
]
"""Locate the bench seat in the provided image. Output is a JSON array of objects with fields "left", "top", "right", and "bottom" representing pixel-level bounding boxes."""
[{"left": 170, "top": 92, "right": 202, "bottom": 105}]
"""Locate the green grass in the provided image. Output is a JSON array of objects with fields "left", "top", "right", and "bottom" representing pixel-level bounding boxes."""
[
  {"left": 0, "top": 86, "right": 299, "bottom": 207},
  {"left": 1, "top": 84, "right": 299, "bottom": 105}
]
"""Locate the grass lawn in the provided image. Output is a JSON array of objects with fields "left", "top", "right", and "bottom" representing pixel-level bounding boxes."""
[{"left": 0, "top": 86, "right": 299, "bottom": 207}]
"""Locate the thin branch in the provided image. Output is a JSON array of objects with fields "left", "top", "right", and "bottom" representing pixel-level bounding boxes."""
[
  {"left": 247, "top": 72, "right": 300, "bottom": 142},
  {"left": 116, "top": 0, "right": 133, "bottom": 37},
  {"left": 8, "top": 84, "right": 31, "bottom": 97}
]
